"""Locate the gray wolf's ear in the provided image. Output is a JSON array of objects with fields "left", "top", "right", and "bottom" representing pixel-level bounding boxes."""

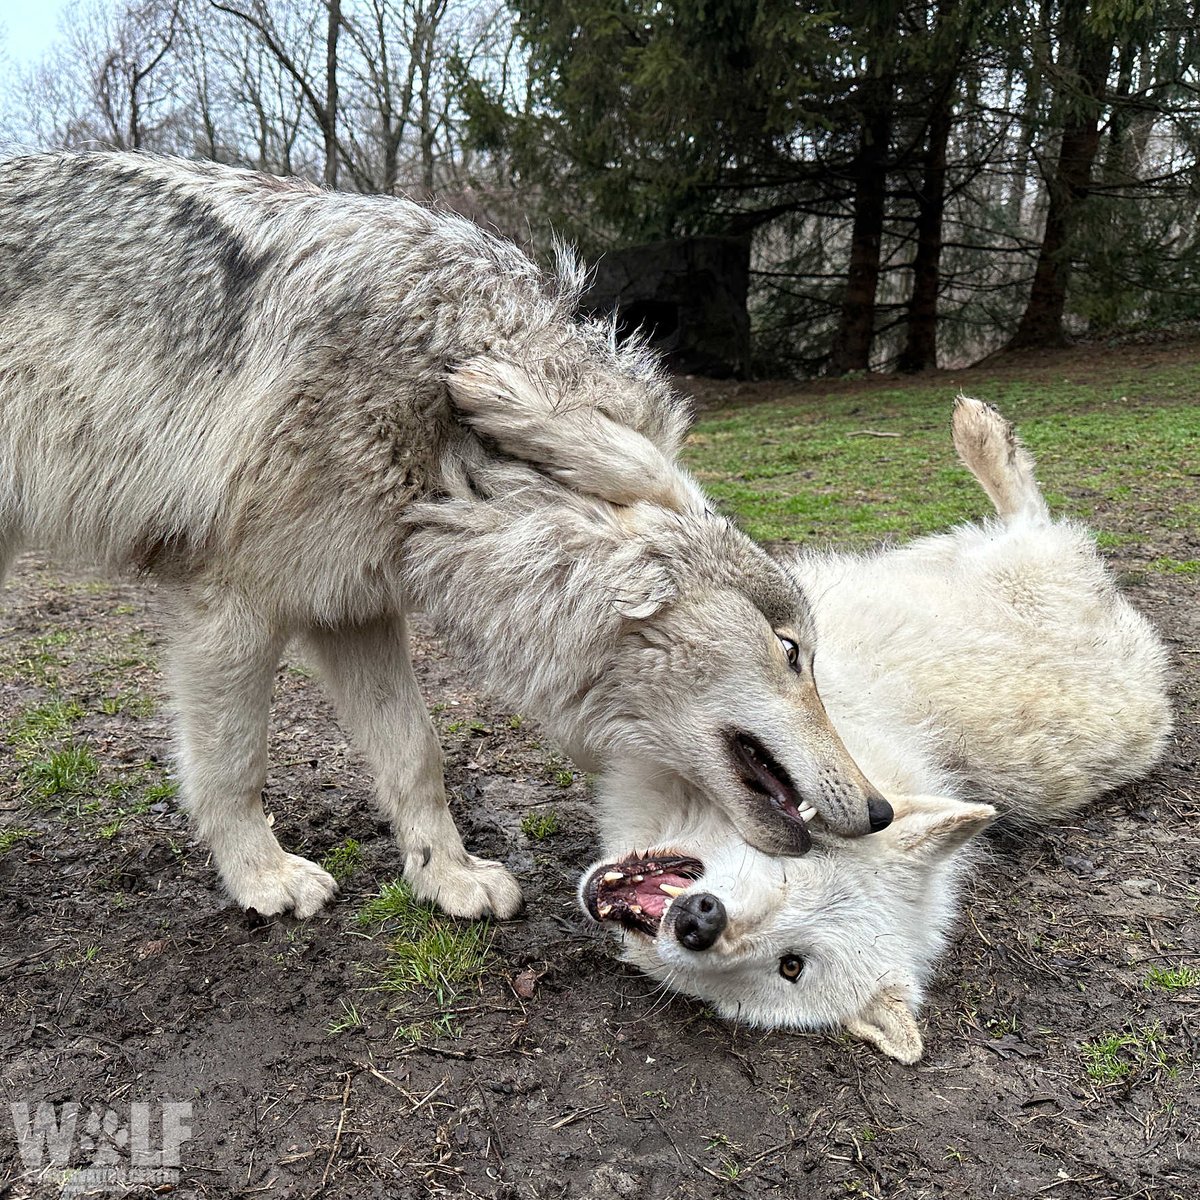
[
  {"left": 883, "top": 794, "right": 997, "bottom": 860},
  {"left": 447, "top": 357, "right": 690, "bottom": 510},
  {"left": 845, "top": 986, "right": 924, "bottom": 1064},
  {"left": 608, "top": 546, "right": 678, "bottom": 621}
]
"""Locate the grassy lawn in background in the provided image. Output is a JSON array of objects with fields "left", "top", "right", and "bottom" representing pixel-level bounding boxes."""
[{"left": 685, "top": 361, "right": 1200, "bottom": 548}]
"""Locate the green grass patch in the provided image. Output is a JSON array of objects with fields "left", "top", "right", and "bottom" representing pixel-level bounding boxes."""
[
  {"left": 1144, "top": 964, "right": 1200, "bottom": 992},
  {"left": 143, "top": 778, "right": 177, "bottom": 803},
  {"left": 26, "top": 743, "right": 99, "bottom": 800},
  {"left": 101, "top": 769, "right": 174, "bottom": 813},
  {"left": 99, "top": 691, "right": 156, "bottom": 717},
  {"left": 521, "top": 808, "right": 561, "bottom": 840},
  {"left": 355, "top": 879, "right": 418, "bottom": 928},
  {"left": 1081, "top": 1024, "right": 1172, "bottom": 1084},
  {"left": 321, "top": 838, "right": 363, "bottom": 884},
  {"left": 1148, "top": 557, "right": 1200, "bottom": 575},
  {"left": 356, "top": 880, "right": 493, "bottom": 1006},
  {"left": 327, "top": 998, "right": 366, "bottom": 1036},
  {"left": 30, "top": 631, "right": 74, "bottom": 649},
  {"left": 0, "top": 828, "right": 36, "bottom": 855},
  {"left": 685, "top": 367, "right": 1200, "bottom": 545},
  {"left": 520, "top": 811, "right": 561, "bottom": 840},
  {"left": 9, "top": 699, "right": 86, "bottom": 750}
]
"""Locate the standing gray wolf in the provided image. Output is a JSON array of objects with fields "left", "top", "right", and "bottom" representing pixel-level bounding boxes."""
[
  {"left": 0, "top": 152, "right": 889, "bottom": 921},
  {"left": 581, "top": 398, "right": 1172, "bottom": 1062}
]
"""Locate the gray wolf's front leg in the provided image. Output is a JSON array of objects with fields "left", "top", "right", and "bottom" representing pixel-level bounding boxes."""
[
  {"left": 302, "top": 615, "right": 522, "bottom": 919},
  {"left": 168, "top": 588, "right": 338, "bottom": 917}
]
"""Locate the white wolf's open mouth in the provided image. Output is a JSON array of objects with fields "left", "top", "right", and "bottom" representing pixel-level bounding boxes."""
[{"left": 582, "top": 853, "right": 704, "bottom": 938}]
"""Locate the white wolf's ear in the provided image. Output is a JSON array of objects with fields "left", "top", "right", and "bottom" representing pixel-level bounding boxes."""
[
  {"left": 447, "top": 358, "right": 690, "bottom": 510},
  {"left": 845, "top": 986, "right": 924, "bottom": 1064},
  {"left": 883, "top": 794, "right": 997, "bottom": 860}
]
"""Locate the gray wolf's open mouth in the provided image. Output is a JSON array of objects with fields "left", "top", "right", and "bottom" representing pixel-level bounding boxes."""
[
  {"left": 727, "top": 730, "right": 817, "bottom": 835},
  {"left": 582, "top": 853, "right": 704, "bottom": 937}
]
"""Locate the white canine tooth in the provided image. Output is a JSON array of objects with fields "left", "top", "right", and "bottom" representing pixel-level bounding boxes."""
[
  {"left": 632, "top": 874, "right": 644, "bottom": 884},
  {"left": 799, "top": 807, "right": 817, "bottom": 823},
  {"left": 602, "top": 871, "right": 625, "bottom": 884},
  {"left": 659, "top": 883, "right": 686, "bottom": 898}
]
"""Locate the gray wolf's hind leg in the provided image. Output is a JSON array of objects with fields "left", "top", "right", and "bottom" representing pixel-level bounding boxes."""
[
  {"left": 302, "top": 615, "right": 523, "bottom": 920},
  {"left": 169, "top": 590, "right": 338, "bottom": 917},
  {"left": 952, "top": 396, "right": 1049, "bottom": 524}
]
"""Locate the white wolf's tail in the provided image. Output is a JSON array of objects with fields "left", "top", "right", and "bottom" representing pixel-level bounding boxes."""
[{"left": 951, "top": 396, "right": 1050, "bottom": 524}]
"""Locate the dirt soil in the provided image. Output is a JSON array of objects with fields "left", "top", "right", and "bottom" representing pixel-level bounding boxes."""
[{"left": 2, "top": 362, "right": 1198, "bottom": 1200}]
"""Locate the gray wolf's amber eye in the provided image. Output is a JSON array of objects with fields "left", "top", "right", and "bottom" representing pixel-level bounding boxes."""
[
  {"left": 777, "top": 636, "right": 800, "bottom": 667},
  {"left": 779, "top": 954, "right": 805, "bottom": 982}
]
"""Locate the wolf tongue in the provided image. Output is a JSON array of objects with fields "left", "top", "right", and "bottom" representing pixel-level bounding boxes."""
[
  {"left": 735, "top": 733, "right": 807, "bottom": 823},
  {"left": 752, "top": 757, "right": 802, "bottom": 818}
]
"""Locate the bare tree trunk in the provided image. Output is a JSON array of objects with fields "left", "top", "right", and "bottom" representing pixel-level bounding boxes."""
[
  {"left": 324, "top": 0, "right": 340, "bottom": 188},
  {"left": 898, "top": 80, "right": 953, "bottom": 373},
  {"left": 1009, "top": 1, "right": 1050, "bottom": 224},
  {"left": 829, "top": 98, "right": 891, "bottom": 375},
  {"left": 213, "top": 0, "right": 371, "bottom": 190},
  {"left": 1008, "top": 19, "right": 1114, "bottom": 350},
  {"left": 416, "top": 0, "right": 449, "bottom": 196}
]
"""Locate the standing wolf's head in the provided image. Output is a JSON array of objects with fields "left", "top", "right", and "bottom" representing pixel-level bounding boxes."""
[
  {"left": 401, "top": 345, "right": 891, "bottom": 854},
  {"left": 579, "top": 790, "right": 997, "bottom": 1062}
]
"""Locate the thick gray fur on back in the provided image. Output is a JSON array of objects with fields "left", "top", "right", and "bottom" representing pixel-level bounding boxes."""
[{"left": 0, "top": 152, "right": 683, "bottom": 606}]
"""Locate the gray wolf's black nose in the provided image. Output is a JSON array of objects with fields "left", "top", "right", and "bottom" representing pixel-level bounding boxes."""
[
  {"left": 868, "top": 793, "right": 894, "bottom": 832},
  {"left": 673, "top": 892, "right": 727, "bottom": 951}
]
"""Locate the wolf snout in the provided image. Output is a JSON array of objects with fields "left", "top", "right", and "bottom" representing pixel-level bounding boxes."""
[
  {"left": 812, "top": 763, "right": 895, "bottom": 837},
  {"left": 868, "top": 791, "right": 894, "bottom": 832},
  {"left": 672, "top": 892, "right": 727, "bottom": 951}
]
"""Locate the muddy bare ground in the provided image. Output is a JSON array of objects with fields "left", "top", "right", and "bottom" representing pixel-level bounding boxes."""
[{"left": 1, "top": 389, "right": 1198, "bottom": 1200}]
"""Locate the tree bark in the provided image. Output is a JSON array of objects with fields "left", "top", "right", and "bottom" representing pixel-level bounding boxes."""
[
  {"left": 897, "top": 80, "right": 953, "bottom": 373},
  {"left": 829, "top": 99, "right": 891, "bottom": 374},
  {"left": 1007, "top": 21, "right": 1114, "bottom": 350},
  {"left": 324, "top": 0, "right": 340, "bottom": 188}
]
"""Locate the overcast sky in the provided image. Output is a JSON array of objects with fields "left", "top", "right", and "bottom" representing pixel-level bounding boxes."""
[{"left": 1, "top": 0, "right": 76, "bottom": 71}]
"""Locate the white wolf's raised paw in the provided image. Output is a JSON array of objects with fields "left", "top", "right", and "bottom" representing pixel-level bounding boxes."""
[
  {"left": 410, "top": 851, "right": 523, "bottom": 920},
  {"left": 229, "top": 853, "right": 339, "bottom": 919}
]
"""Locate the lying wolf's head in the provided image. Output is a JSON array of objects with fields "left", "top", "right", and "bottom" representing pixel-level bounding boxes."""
[
  {"left": 580, "top": 790, "right": 996, "bottom": 1062},
  {"left": 405, "top": 425, "right": 891, "bottom": 855}
]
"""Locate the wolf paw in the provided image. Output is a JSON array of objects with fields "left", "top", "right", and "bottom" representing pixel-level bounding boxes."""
[
  {"left": 409, "top": 852, "right": 523, "bottom": 919},
  {"left": 229, "top": 853, "right": 339, "bottom": 919}
]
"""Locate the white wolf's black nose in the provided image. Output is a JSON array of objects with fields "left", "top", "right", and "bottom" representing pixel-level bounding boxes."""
[{"left": 672, "top": 892, "right": 727, "bottom": 951}]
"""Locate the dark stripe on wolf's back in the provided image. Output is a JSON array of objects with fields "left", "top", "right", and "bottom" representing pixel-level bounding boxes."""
[{"left": 0, "top": 154, "right": 273, "bottom": 372}]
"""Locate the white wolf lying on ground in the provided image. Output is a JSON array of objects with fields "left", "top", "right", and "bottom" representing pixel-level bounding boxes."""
[
  {"left": 581, "top": 398, "right": 1172, "bottom": 1063},
  {"left": 0, "top": 152, "right": 890, "bottom": 922}
]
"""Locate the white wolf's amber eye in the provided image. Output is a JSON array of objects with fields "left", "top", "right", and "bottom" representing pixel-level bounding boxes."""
[
  {"left": 777, "top": 636, "right": 800, "bottom": 667},
  {"left": 779, "top": 954, "right": 805, "bottom": 981}
]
